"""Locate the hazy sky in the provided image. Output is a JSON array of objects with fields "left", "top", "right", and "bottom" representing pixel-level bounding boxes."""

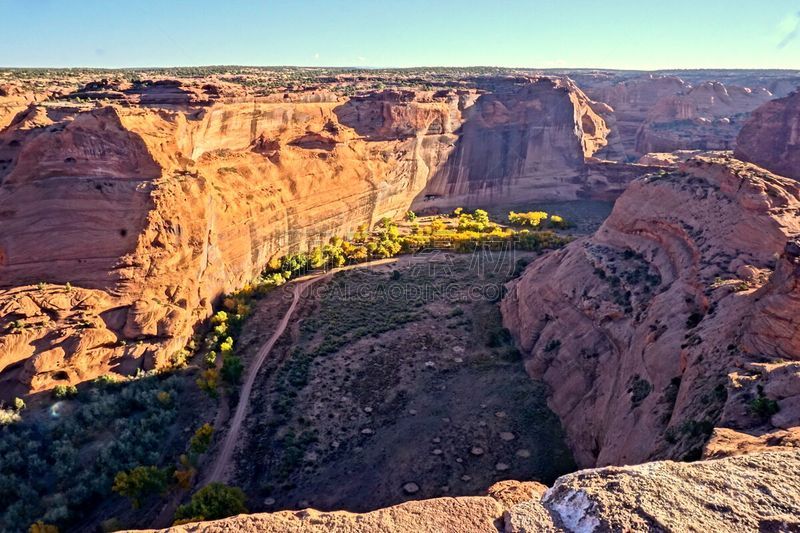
[{"left": 1, "top": 0, "right": 798, "bottom": 70}]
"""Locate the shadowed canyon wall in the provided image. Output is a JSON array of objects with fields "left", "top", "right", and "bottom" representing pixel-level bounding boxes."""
[
  {"left": 410, "top": 78, "right": 609, "bottom": 209},
  {"left": 735, "top": 89, "right": 800, "bottom": 181}
]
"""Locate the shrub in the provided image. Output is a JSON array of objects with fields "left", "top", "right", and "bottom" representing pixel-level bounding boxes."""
[
  {"left": 112, "top": 465, "right": 171, "bottom": 508},
  {"left": 174, "top": 483, "right": 248, "bottom": 524},
  {"left": 549, "top": 215, "right": 571, "bottom": 229},
  {"left": 189, "top": 424, "right": 214, "bottom": 456},
  {"left": 473, "top": 209, "right": 489, "bottom": 225},
  {"left": 196, "top": 369, "right": 219, "bottom": 396},
  {"left": 169, "top": 349, "right": 190, "bottom": 368},
  {"left": 29, "top": 522, "right": 59, "bottom": 533},
  {"left": 509, "top": 211, "right": 548, "bottom": 227},
  {"left": 211, "top": 311, "right": 228, "bottom": 326},
  {"left": 686, "top": 312, "right": 704, "bottom": 329},
  {"left": 53, "top": 385, "right": 78, "bottom": 399},
  {"left": 629, "top": 376, "right": 652, "bottom": 406},
  {"left": 13, "top": 397, "right": 25, "bottom": 411},
  {"left": 457, "top": 210, "right": 492, "bottom": 232},
  {"left": 222, "top": 356, "right": 243, "bottom": 384},
  {"left": 219, "top": 337, "right": 234, "bottom": 357},
  {"left": 0, "top": 408, "right": 21, "bottom": 425},
  {"left": 749, "top": 396, "right": 779, "bottom": 419},
  {"left": 405, "top": 210, "right": 417, "bottom": 222},
  {"left": 156, "top": 390, "right": 172, "bottom": 405},
  {"left": 430, "top": 219, "right": 446, "bottom": 233},
  {"left": 174, "top": 465, "right": 196, "bottom": 489},
  {"left": 543, "top": 339, "right": 561, "bottom": 352}
]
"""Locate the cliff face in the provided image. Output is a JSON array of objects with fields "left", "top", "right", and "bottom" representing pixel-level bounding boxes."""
[
  {"left": 0, "top": 77, "right": 620, "bottom": 396},
  {"left": 633, "top": 82, "right": 773, "bottom": 155},
  {"left": 735, "top": 89, "right": 800, "bottom": 181},
  {"left": 584, "top": 75, "right": 774, "bottom": 160},
  {"left": 502, "top": 157, "right": 800, "bottom": 467},
  {"left": 0, "top": 94, "right": 455, "bottom": 395},
  {"left": 414, "top": 78, "right": 609, "bottom": 210}
]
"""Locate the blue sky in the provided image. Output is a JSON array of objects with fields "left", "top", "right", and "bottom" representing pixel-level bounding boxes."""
[{"left": 1, "top": 0, "right": 798, "bottom": 69}]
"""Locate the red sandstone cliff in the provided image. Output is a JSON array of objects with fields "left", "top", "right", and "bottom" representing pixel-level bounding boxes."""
[
  {"left": 584, "top": 75, "right": 774, "bottom": 160},
  {"left": 502, "top": 156, "right": 800, "bottom": 467},
  {"left": 0, "top": 77, "right": 622, "bottom": 397},
  {"left": 410, "top": 77, "right": 609, "bottom": 210},
  {"left": 735, "top": 89, "right": 800, "bottom": 181}
]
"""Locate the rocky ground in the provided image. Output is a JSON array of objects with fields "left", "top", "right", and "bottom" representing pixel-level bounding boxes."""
[
  {"left": 229, "top": 253, "right": 575, "bottom": 513},
  {"left": 148, "top": 450, "right": 800, "bottom": 533}
]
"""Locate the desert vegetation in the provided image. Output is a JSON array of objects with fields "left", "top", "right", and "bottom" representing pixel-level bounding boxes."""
[
  {"left": 0, "top": 372, "right": 203, "bottom": 531},
  {"left": 233, "top": 252, "right": 575, "bottom": 512},
  {"left": 0, "top": 205, "right": 576, "bottom": 531}
]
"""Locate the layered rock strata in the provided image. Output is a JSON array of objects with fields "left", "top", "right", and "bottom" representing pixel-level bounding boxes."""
[
  {"left": 0, "top": 77, "right": 627, "bottom": 396},
  {"left": 502, "top": 156, "right": 800, "bottom": 466}
]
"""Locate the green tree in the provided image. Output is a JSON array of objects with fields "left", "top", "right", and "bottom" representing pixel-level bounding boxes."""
[
  {"left": 112, "top": 466, "right": 171, "bottom": 508},
  {"left": 473, "top": 209, "right": 489, "bottom": 226},
  {"left": 221, "top": 356, "right": 243, "bottom": 384},
  {"left": 405, "top": 210, "right": 417, "bottom": 222},
  {"left": 174, "top": 483, "right": 248, "bottom": 523},
  {"left": 189, "top": 423, "right": 214, "bottom": 456}
]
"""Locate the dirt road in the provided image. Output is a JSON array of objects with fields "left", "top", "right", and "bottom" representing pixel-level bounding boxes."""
[{"left": 205, "top": 258, "right": 400, "bottom": 484}]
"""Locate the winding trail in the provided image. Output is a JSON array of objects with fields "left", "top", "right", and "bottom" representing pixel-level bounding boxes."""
[{"left": 205, "top": 257, "right": 400, "bottom": 484}]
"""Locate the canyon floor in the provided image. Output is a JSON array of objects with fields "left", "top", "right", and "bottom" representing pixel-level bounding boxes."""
[{"left": 223, "top": 252, "right": 575, "bottom": 513}]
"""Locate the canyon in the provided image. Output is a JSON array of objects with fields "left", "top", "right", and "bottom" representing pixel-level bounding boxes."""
[
  {"left": 1, "top": 67, "right": 799, "bottom": 532},
  {"left": 0, "top": 74, "right": 644, "bottom": 398}
]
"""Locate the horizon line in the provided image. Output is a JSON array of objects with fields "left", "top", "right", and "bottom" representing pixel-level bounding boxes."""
[{"left": 2, "top": 65, "right": 800, "bottom": 73}]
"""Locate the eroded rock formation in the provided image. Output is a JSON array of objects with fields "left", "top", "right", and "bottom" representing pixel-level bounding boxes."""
[
  {"left": 584, "top": 75, "right": 774, "bottom": 160},
  {"left": 410, "top": 77, "right": 610, "bottom": 210},
  {"left": 140, "top": 450, "right": 800, "bottom": 533},
  {"left": 502, "top": 156, "right": 800, "bottom": 467},
  {"left": 735, "top": 89, "right": 800, "bottom": 181},
  {"left": 0, "top": 77, "right": 629, "bottom": 397}
]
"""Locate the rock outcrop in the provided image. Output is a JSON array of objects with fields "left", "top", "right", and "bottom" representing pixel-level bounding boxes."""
[
  {"left": 584, "top": 75, "right": 774, "bottom": 160},
  {"left": 735, "top": 89, "right": 800, "bottom": 181},
  {"left": 502, "top": 156, "right": 800, "bottom": 467},
  {"left": 410, "top": 77, "right": 610, "bottom": 210},
  {"left": 0, "top": 83, "right": 38, "bottom": 131},
  {"left": 0, "top": 77, "right": 625, "bottom": 397},
  {"left": 633, "top": 82, "right": 773, "bottom": 155},
  {"left": 139, "top": 450, "right": 800, "bottom": 533}
]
